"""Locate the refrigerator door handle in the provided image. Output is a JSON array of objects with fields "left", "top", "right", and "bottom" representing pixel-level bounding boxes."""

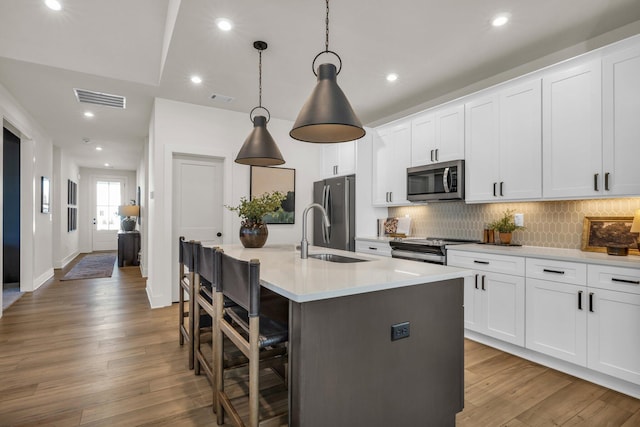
[{"left": 324, "top": 185, "right": 332, "bottom": 243}]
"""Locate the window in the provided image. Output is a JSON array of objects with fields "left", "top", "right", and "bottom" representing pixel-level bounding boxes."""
[{"left": 96, "top": 180, "right": 121, "bottom": 231}]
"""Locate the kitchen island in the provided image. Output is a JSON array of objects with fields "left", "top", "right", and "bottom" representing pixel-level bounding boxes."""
[{"left": 211, "top": 243, "right": 473, "bottom": 427}]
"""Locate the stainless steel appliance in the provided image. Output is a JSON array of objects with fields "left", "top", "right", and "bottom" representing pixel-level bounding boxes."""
[
  {"left": 389, "top": 237, "right": 479, "bottom": 264},
  {"left": 313, "top": 175, "right": 356, "bottom": 251},
  {"left": 407, "top": 159, "right": 464, "bottom": 202}
]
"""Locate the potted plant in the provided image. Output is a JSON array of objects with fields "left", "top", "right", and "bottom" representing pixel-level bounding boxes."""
[
  {"left": 226, "top": 191, "right": 286, "bottom": 248},
  {"left": 488, "top": 209, "right": 525, "bottom": 245}
]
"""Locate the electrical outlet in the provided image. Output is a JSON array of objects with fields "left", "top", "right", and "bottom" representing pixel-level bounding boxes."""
[
  {"left": 514, "top": 213, "right": 524, "bottom": 227},
  {"left": 391, "top": 322, "right": 410, "bottom": 341}
]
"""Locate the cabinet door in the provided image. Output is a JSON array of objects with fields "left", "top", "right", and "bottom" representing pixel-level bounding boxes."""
[
  {"left": 410, "top": 112, "right": 436, "bottom": 166},
  {"left": 464, "top": 273, "right": 485, "bottom": 333},
  {"left": 321, "top": 145, "right": 339, "bottom": 177},
  {"left": 372, "top": 129, "right": 393, "bottom": 205},
  {"left": 436, "top": 104, "right": 465, "bottom": 162},
  {"left": 602, "top": 45, "right": 640, "bottom": 196},
  {"left": 483, "top": 271, "right": 525, "bottom": 346},
  {"left": 587, "top": 289, "right": 640, "bottom": 385},
  {"left": 500, "top": 79, "right": 542, "bottom": 200},
  {"left": 464, "top": 94, "right": 500, "bottom": 202},
  {"left": 322, "top": 141, "right": 357, "bottom": 177},
  {"left": 542, "top": 59, "right": 602, "bottom": 199},
  {"left": 526, "top": 278, "right": 587, "bottom": 365},
  {"left": 372, "top": 122, "right": 410, "bottom": 206}
]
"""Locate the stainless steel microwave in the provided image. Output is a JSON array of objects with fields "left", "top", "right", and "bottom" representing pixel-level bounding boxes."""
[{"left": 406, "top": 160, "right": 464, "bottom": 202}]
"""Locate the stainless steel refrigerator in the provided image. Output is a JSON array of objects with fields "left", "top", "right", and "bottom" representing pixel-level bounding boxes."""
[{"left": 313, "top": 175, "right": 356, "bottom": 251}]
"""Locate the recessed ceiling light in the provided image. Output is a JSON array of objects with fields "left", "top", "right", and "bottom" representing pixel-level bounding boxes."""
[
  {"left": 44, "top": 0, "right": 62, "bottom": 11},
  {"left": 216, "top": 18, "right": 233, "bottom": 32},
  {"left": 492, "top": 13, "right": 510, "bottom": 27},
  {"left": 95, "top": 146, "right": 103, "bottom": 151},
  {"left": 104, "top": 163, "right": 110, "bottom": 167},
  {"left": 84, "top": 111, "right": 94, "bottom": 118},
  {"left": 386, "top": 73, "right": 399, "bottom": 82},
  {"left": 191, "top": 75, "right": 203, "bottom": 84}
]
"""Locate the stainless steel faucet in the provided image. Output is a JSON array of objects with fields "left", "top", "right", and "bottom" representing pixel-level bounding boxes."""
[{"left": 300, "top": 203, "right": 330, "bottom": 259}]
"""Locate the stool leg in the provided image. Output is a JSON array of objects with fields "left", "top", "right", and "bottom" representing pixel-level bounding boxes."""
[
  {"left": 188, "top": 272, "right": 195, "bottom": 370},
  {"left": 249, "top": 316, "right": 260, "bottom": 427},
  {"left": 215, "top": 292, "right": 225, "bottom": 424}
]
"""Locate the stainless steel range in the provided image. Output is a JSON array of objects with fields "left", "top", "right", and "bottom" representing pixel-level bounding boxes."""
[{"left": 389, "top": 237, "right": 479, "bottom": 265}]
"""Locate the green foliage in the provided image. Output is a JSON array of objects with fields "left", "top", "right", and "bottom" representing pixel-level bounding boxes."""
[
  {"left": 226, "top": 191, "right": 286, "bottom": 227},
  {"left": 488, "top": 209, "right": 526, "bottom": 233}
]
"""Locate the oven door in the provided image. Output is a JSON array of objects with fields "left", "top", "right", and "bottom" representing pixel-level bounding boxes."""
[{"left": 391, "top": 249, "right": 445, "bottom": 265}]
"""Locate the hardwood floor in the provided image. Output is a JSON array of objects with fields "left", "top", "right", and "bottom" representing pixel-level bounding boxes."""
[{"left": 0, "top": 253, "right": 638, "bottom": 426}]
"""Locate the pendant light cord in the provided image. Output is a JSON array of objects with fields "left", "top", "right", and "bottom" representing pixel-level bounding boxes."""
[
  {"left": 325, "top": 0, "right": 330, "bottom": 53},
  {"left": 258, "top": 49, "right": 262, "bottom": 108}
]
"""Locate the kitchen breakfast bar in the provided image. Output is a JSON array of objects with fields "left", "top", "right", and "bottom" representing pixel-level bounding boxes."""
[{"left": 210, "top": 243, "right": 473, "bottom": 427}]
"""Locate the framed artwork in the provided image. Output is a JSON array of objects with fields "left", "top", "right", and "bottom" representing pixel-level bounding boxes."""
[
  {"left": 581, "top": 216, "right": 639, "bottom": 255},
  {"left": 41, "top": 176, "right": 50, "bottom": 213},
  {"left": 250, "top": 166, "right": 295, "bottom": 224}
]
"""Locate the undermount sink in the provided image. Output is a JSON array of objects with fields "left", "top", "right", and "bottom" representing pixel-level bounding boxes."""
[{"left": 308, "top": 253, "right": 369, "bottom": 263}]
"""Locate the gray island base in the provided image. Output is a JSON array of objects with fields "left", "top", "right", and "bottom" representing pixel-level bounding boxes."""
[
  {"left": 209, "top": 244, "right": 469, "bottom": 426},
  {"left": 290, "top": 278, "right": 464, "bottom": 427}
]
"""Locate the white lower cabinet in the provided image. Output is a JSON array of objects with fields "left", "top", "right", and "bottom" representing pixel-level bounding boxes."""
[
  {"left": 452, "top": 249, "right": 640, "bottom": 389},
  {"left": 526, "top": 278, "right": 587, "bottom": 365},
  {"left": 587, "top": 265, "right": 640, "bottom": 384},
  {"left": 354, "top": 239, "right": 391, "bottom": 257},
  {"left": 448, "top": 251, "right": 525, "bottom": 346}
]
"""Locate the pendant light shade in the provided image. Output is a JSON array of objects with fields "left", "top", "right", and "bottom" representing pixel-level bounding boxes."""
[
  {"left": 290, "top": 63, "right": 365, "bottom": 143},
  {"left": 235, "top": 41, "right": 285, "bottom": 166},
  {"left": 290, "top": 0, "right": 365, "bottom": 143},
  {"left": 235, "top": 115, "right": 284, "bottom": 166}
]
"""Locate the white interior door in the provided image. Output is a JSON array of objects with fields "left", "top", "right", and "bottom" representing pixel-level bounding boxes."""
[
  {"left": 172, "top": 155, "right": 224, "bottom": 302},
  {"left": 92, "top": 177, "right": 126, "bottom": 251}
]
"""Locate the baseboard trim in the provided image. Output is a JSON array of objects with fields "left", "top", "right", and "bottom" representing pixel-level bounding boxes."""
[
  {"left": 145, "top": 281, "right": 170, "bottom": 309},
  {"left": 54, "top": 251, "right": 80, "bottom": 269},
  {"left": 33, "top": 268, "right": 54, "bottom": 290},
  {"left": 465, "top": 330, "right": 640, "bottom": 399}
]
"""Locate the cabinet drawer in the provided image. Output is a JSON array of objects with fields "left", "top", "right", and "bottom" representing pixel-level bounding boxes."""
[
  {"left": 588, "top": 264, "right": 640, "bottom": 294},
  {"left": 447, "top": 250, "right": 524, "bottom": 275},
  {"left": 526, "top": 258, "right": 586, "bottom": 285},
  {"left": 355, "top": 240, "right": 391, "bottom": 257}
]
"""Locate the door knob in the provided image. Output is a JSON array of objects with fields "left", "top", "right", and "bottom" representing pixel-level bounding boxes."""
[{"left": 216, "top": 232, "right": 222, "bottom": 237}]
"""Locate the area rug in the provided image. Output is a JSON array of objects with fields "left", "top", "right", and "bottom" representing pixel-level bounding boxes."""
[{"left": 61, "top": 253, "right": 116, "bottom": 281}]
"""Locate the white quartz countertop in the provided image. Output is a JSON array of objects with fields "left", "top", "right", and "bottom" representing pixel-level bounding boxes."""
[
  {"left": 448, "top": 243, "right": 640, "bottom": 269},
  {"left": 208, "top": 244, "right": 472, "bottom": 303}
]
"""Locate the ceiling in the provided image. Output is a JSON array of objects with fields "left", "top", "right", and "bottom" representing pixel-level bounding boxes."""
[{"left": 1, "top": 0, "right": 639, "bottom": 171}]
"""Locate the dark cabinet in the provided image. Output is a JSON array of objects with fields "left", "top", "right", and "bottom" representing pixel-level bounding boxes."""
[{"left": 118, "top": 231, "right": 140, "bottom": 267}]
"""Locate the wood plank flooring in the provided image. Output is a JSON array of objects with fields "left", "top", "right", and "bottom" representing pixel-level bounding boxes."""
[{"left": 0, "top": 253, "right": 638, "bottom": 426}]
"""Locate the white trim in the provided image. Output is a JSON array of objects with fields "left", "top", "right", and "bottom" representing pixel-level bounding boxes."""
[
  {"left": 33, "top": 268, "right": 54, "bottom": 290},
  {"left": 465, "top": 329, "right": 640, "bottom": 400},
  {"left": 145, "top": 283, "right": 163, "bottom": 309},
  {"left": 54, "top": 251, "right": 79, "bottom": 269}
]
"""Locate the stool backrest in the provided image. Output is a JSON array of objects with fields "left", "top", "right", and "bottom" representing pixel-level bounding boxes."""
[
  {"left": 220, "top": 252, "right": 260, "bottom": 317},
  {"left": 196, "top": 244, "right": 221, "bottom": 290},
  {"left": 179, "top": 237, "right": 195, "bottom": 271}
]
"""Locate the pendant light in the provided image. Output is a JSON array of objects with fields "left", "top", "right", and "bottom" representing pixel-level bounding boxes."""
[
  {"left": 290, "top": 0, "right": 365, "bottom": 143},
  {"left": 235, "top": 41, "right": 285, "bottom": 166}
]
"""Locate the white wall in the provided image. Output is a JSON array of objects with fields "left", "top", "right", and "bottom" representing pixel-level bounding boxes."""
[
  {"left": 0, "top": 82, "right": 54, "bottom": 318},
  {"left": 146, "top": 98, "right": 324, "bottom": 308},
  {"left": 137, "top": 138, "right": 149, "bottom": 277},
  {"left": 52, "top": 146, "right": 80, "bottom": 268},
  {"left": 78, "top": 167, "right": 137, "bottom": 254}
]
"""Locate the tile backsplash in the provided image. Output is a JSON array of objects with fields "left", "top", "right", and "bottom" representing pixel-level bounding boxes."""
[{"left": 389, "top": 198, "right": 640, "bottom": 249}]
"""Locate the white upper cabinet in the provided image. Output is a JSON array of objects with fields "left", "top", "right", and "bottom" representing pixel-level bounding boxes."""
[
  {"left": 372, "top": 121, "right": 411, "bottom": 206},
  {"left": 465, "top": 94, "right": 500, "bottom": 202},
  {"left": 321, "top": 140, "right": 357, "bottom": 178},
  {"left": 542, "top": 59, "right": 602, "bottom": 199},
  {"left": 410, "top": 104, "right": 464, "bottom": 166},
  {"left": 465, "top": 79, "right": 542, "bottom": 202},
  {"left": 602, "top": 44, "right": 640, "bottom": 196}
]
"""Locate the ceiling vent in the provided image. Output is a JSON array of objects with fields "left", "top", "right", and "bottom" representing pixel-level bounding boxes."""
[
  {"left": 74, "top": 88, "right": 126, "bottom": 109},
  {"left": 210, "top": 93, "right": 234, "bottom": 103}
]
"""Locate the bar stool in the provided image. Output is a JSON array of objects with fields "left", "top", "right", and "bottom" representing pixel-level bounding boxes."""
[
  {"left": 178, "top": 236, "right": 197, "bottom": 370},
  {"left": 214, "top": 250, "right": 288, "bottom": 427}
]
